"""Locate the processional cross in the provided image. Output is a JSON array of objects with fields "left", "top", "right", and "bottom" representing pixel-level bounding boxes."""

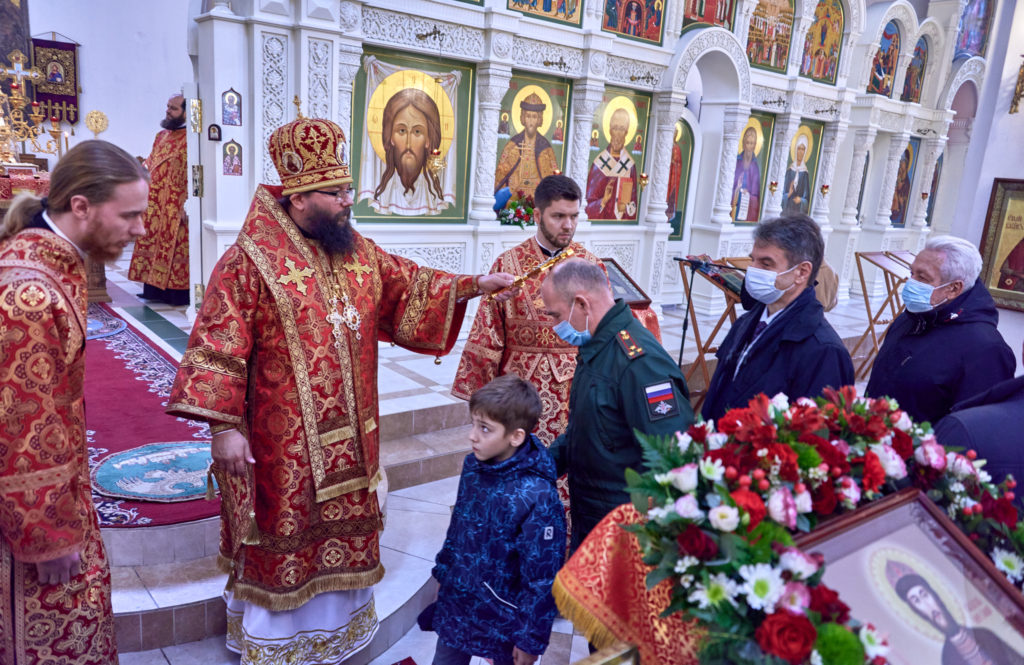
[{"left": 0, "top": 50, "right": 43, "bottom": 89}]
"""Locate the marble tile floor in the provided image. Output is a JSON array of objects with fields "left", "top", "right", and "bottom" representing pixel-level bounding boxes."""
[{"left": 115, "top": 475, "right": 591, "bottom": 665}]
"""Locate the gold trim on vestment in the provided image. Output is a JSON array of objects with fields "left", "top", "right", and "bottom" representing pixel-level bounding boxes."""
[
  {"left": 222, "top": 561, "right": 385, "bottom": 612},
  {"left": 1, "top": 536, "right": 15, "bottom": 659},
  {"left": 0, "top": 461, "right": 76, "bottom": 493},
  {"left": 363, "top": 417, "right": 376, "bottom": 434},
  {"left": 319, "top": 425, "right": 355, "bottom": 446},
  {"left": 180, "top": 347, "right": 247, "bottom": 379},
  {"left": 164, "top": 402, "right": 243, "bottom": 426},
  {"left": 241, "top": 188, "right": 369, "bottom": 504},
  {"left": 226, "top": 594, "right": 377, "bottom": 664}
]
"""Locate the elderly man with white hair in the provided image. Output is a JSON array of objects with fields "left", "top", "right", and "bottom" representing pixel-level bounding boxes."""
[{"left": 867, "top": 235, "right": 1015, "bottom": 425}]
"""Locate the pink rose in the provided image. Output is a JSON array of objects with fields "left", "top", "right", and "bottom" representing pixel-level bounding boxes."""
[
  {"left": 837, "top": 476, "right": 861, "bottom": 509},
  {"left": 767, "top": 487, "right": 797, "bottom": 529},
  {"left": 914, "top": 436, "right": 947, "bottom": 471},
  {"left": 778, "top": 581, "right": 812, "bottom": 615},
  {"left": 779, "top": 547, "right": 819, "bottom": 579},
  {"left": 869, "top": 443, "right": 907, "bottom": 480}
]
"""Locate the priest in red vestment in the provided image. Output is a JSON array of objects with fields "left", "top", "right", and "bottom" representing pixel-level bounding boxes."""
[
  {"left": 0, "top": 140, "right": 149, "bottom": 665},
  {"left": 129, "top": 93, "right": 190, "bottom": 305},
  {"left": 166, "top": 114, "right": 513, "bottom": 664},
  {"left": 453, "top": 175, "right": 604, "bottom": 445}
]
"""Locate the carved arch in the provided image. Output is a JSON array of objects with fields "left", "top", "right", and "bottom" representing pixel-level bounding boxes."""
[
  {"left": 909, "top": 18, "right": 945, "bottom": 107},
  {"left": 941, "top": 56, "right": 986, "bottom": 111},
  {"left": 858, "top": 0, "right": 918, "bottom": 89},
  {"left": 669, "top": 27, "right": 751, "bottom": 103}
]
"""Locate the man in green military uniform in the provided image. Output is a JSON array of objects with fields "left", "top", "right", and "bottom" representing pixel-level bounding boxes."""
[{"left": 542, "top": 258, "right": 694, "bottom": 550}]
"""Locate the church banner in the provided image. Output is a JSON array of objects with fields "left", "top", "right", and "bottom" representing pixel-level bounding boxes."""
[
  {"left": 31, "top": 37, "right": 79, "bottom": 124},
  {"left": 584, "top": 86, "right": 651, "bottom": 223},
  {"left": 493, "top": 72, "right": 571, "bottom": 202},
  {"left": 352, "top": 49, "right": 475, "bottom": 222}
]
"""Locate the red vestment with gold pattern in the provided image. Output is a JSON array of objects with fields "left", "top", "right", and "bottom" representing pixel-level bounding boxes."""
[
  {"left": 167, "top": 186, "right": 476, "bottom": 611},
  {"left": 129, "top": 127, "right": 189, "bottom": 290},
  {"left": 453, "top": 238, "right": 604, "bottom": 445},
  {"left": 0, "top": 224, "right": 117, "bottom": 665}
]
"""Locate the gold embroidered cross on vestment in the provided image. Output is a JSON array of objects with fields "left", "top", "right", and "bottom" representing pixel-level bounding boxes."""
[
  {"left": 340, "top": 258, "right": 372, "bottom": 287},
  {"left": 277, "top": 257, "right": 315, "bottom": 295}
]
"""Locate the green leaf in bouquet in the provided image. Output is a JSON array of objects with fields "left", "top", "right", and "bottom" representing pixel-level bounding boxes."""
[
  {"left": 634, "top": 429, "right": 675, "bottom": 470},
  {"left": 646, "top": 564, "right": 674, "bottom": 590},
  {"left": 791, "top": 441, "right": 823, "bottom": 470},
  {"left": 796, "top": 513, "right": 812, "bottom": 533}
]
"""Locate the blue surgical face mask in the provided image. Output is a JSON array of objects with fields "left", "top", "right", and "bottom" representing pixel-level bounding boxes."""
[
  {"left": 553, "top": 300, "right": 591, "bottom": 346},
  {"left": 902, "top": 278, "right": 953, "bottom": 313},
  {"left": 745, "top": 264, "right": 799, "bottom": 305}
]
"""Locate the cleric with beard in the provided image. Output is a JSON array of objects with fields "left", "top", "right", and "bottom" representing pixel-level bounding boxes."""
[
  {"left": 167, "top": 115, "right": 514, "bottom": 663},
  {"left": 128, "top": 93, "right": 191, "bottom": 304}
]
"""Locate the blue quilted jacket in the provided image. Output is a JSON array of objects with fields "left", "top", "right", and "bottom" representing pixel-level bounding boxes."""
[{"left": 432, "top": 434, "right": 566, "bottom": 658}]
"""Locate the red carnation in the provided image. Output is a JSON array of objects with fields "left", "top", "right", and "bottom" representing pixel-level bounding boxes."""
[
  {"left": 800, "top": 433, "right": 849, "bottom": 474},
  {"left": 677, "top": 524, "right": 718, "bottom": 560},
  {"left": 809, "top": 583, "right": 850, "bottom": 623},
  {"left": 754, "top": 611, "right": 817, "bottom": 665},
  {"left": 686, "top": 422, "right": 710, "bottom": 444},
  {"left": 863, "top": 450, "right": 886, "bottom": 494},
  {"left": 764, "top": 443, "right": 800, "bottom": 482},
  {"left": 731, "top": 488, "right": 767, "bottom": 530},
  {"left": 812, "top": 481, "right": 838, "bottom": 516},
  {"left": 891, "top": 428, "right": 913, "bottom": 460},
  {"left": 982, "top": 494, "right": 1019, "bottom": 529}
]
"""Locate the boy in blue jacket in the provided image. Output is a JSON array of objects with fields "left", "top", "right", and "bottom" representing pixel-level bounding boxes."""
[{"left": 431, "top": 375, "right": 566, "bottom": 665}]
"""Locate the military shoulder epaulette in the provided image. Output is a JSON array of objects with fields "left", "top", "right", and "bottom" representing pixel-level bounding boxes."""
[{"left": 615, "top": 329, "right": 645, "bottom": 359}]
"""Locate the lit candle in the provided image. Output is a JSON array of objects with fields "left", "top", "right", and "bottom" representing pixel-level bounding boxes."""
[
  {"left": 31, "top": 101, "right": 39, "bottom": 109},
  {"left": 64, "top": 131, "right": 69, "bottom": 151}
]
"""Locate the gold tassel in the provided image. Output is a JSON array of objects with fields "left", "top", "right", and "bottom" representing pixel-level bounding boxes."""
[
  {"left": 205, "top": 465, "right": 217, "bottom": 501},
  {"left": 242, "top": 511, "right": 260, "bottom": 545},
  {"left": 228, "top": 564, "right": 386, "bottom": 612},
  {"left": 551, "top": 577, "right": 620, "bottom": 651}
]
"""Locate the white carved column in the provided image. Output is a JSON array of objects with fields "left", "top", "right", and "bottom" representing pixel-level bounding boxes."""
[
  {"left": 711, "top": 104, "right": 750, "bottom": 226},
  {"left": 302, "top": 34, "right": 333, "bottom": 119},
  {"left": 734, "top": 0, "right": 757, "bottom": 55},
  {"left": 567, "top": 80, "right": 606, "bottom": 219},
  {"left": 787, "top": 6, "right": 815, "bottom": 76},
  {"left": 643, "top": 90, "right": 688, "bottom": 228},
  {"left": 931, "top": 118, "right": 970, "bottom": 233},
  {"left": 335, "top": 41, "right": 362, "bottom": 144},
  {"left": 762, "top": 113, "right": 802, "bottom": 218},
  {"left": 840, "top": 127, "right": 876, "bottom": 227},
  {"left": 891, "top": 52, "right": 914, "bottom": 101},
  {"left": 468, "top": 63, "right": 514, "bottom": 226},
  {"left": 663, "top": 0, "right": 683, "bottom": 43},
  {"left": 909, "top": 136, "right": 946, "bottom": 228},
  {"left": 809, "top": 122, "right": 847, "bottom": 229},
  {"left": 872, "top": 132, "right": 909, "bottom": 227}
]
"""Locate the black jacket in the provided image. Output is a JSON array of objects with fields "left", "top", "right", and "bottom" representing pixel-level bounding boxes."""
[
  {"left": 866, "top": 280, "right": 1015, "bottom": 425},
  {"left": 934, "top": 374, "right": 1024, "bottom": 487},
  {"left": 550, "top": 300, "right": 694, "bottom": 549},
  {"left": 702, "top": 286, "right": 854, "bottom": 421}
]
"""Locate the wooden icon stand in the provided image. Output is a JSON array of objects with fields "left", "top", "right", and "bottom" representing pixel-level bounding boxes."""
[{"left": 850, "top": 251, "right": 913, "bottom": 380}]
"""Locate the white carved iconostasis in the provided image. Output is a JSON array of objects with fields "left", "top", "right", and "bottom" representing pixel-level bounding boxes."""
[{"left": 190, "top": 0, "right": 996, "bottom": 314}]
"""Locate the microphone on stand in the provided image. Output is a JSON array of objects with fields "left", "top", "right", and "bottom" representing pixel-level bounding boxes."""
[{"left": 674, "top": 256, "right": 708, "bottom": 269}]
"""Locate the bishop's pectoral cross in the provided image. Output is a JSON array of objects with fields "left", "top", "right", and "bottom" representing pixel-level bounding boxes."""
[{"left": 326, "top": 292, "right": 362, "bottom": 352}]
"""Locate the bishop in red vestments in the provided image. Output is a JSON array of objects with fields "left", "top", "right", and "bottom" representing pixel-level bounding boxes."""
[
  {"left": 0, "top": 140, "right": 149, "bottom": 665},
  {"left": 129, "top": 94, "right": 190, "bottom": 305},
  {"left": 166, "top": 115, "right": 513, "bottom": 664}
]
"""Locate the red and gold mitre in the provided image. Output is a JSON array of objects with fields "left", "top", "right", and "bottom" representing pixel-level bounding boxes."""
[{"left": 268, "top": 117, "right": 351, "bottom": 195}]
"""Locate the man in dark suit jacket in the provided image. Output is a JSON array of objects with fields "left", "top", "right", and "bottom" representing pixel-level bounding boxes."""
[
  {"left": 934, "top": 372, "right": 1024, "bottom": 488},
  {"left": 702, "top": 215, "right": 854, "bottom": 421}
]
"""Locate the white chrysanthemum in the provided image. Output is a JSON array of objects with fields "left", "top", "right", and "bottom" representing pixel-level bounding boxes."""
[
  {"left": 689, "top": 573, "right": 739, "bottom": 609},
  {"left": 738, "top": 563, "right": 784, "bottom": 612},
  {"left": 708, "top": 505, "right": 740, "bottom": 532},
  {"left": 993, "top": 548, "right": 1024, "bottom": 583},
  {"left": 978, "top": 468, "right": 992, "bottom": 484},
  {"left": 699, "top": 457, "right": 725, "bottom": 482},
  {"left": 949, "top": 481, "right": 966, "bottom": 494},
  {"left": 859, "top": 625, "right": 890, "bottom": 658},
  {"left": 770, "top": 393, "right": 790, "bottom": 413},
  {"left": 674, "top": 555, "right": 700, "bottom": 574},
  {"left": 809, "top": 650, "right": 823, "bottom": 665}
]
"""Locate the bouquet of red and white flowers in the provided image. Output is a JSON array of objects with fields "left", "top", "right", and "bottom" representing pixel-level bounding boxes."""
[{"left": 625, "top": 386, "right": 1021, "bottom": 665}]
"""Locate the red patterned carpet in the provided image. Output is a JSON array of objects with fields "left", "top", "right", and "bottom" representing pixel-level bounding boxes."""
[{"left": 85, "top": 304, "right": 220, "bottom": 527}]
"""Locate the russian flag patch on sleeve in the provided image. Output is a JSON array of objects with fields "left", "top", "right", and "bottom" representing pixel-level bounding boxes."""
[{"left": 644, "top": 381, "right": 679, "bottom": 421}]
